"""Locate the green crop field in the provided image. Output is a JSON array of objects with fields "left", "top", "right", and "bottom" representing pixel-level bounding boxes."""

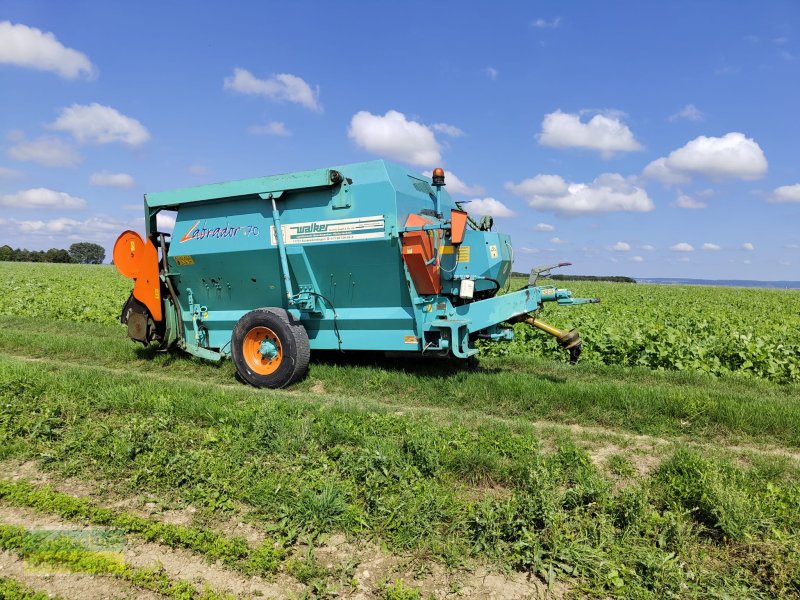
[
  {"left": 1, "top": 261, "right": 799, "bottom": 599},
  {"left": 2, "top": 262, "right": 798, "bottom": 383},
  {"left": 492, "top": 279, "right": 800, "bottom": 384}
]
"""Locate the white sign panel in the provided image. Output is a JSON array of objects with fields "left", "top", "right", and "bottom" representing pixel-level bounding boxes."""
[{"left": 270, "top": 215, "right": 385, "bottom": 246}]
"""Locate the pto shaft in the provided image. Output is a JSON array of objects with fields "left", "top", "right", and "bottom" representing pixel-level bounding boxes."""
[{"left": 514, "top": 316, "right": 583, "bottom": 363}]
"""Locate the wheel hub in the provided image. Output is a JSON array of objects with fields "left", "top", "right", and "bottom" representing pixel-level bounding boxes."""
[
  {"left": 242, "top": 326, "right": 283, "bottom": 375},
  {"left": 258, "top": 337, "right": 279, "bottom": 360}
]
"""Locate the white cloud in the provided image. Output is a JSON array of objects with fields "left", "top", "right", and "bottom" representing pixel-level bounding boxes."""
[
  {"left": 701, "top": 243, "right": 721, "bottom": 251},
  {"left": 643, "top": 132, "right": 767, "bottom": 183},
  {"left": 629, "top": 255, "right": 644, "bottom": 262},
  {"left": 742, "top": 242, "right": 755, "bottom": 251},
  {"left": 641, "top": 157, "right": 690, "bottom": 185},
  {"left": 675, "top": 193, "right": 707, "bottom": 209},
  {"left": 50, "top": 103, "right": 150, "bottom": 146},
  {"left": 550, "top": 236, "right": 567, "bottom": 244},
  {"left": 518, "top": 247, "right": 539, "bottom": 254},
  {"left": 14, "top": 217, "right": 80, "bottom": 233},
  {"left": 0, "top": 187, "right": 86, "bottom": 209},
  {"left": 507, "top": 174, "right": 568, "bottom": 197},
  {"left": 484, "top": 66, "right": 498, "bottom": 80},
  {"left": 462, "top": 197, "right": 514, "bottom": 218},
  {"left": 7, "top": 135, "right": 81, "bottom": 167},
  {"left": 770, "top": 184, "right": 800, "bottom": 203},
  {"left": 670, "top": 242, "right": 694, "bottom": 252},
  {"left": 0, "top": 21, "right": 95, "bottom": 79},
  {"left": 223, "top": 68, "right": 321, "bottom": 111},
  {"left": 248, "top": 121, "right": 291, "bottom": 136},
  {"left": 443, "top": 172, "right": 483, "bottom": 196},
  {"left": 641, "top": 244, "right": 656, "bottom": 251},
  {"left": 669, "top": 104, "right": 705, "bottom": 122},
  {"left": 532, "top": 17, "right": 561, "bottom": 28},
  {"left": 610, "top": 241, "right": 631, "bottom": 251},
  {"left": 678, "top": 257, "right": 691, "bottom": 262},
  {"left": 188, "top": 165, "right": 208, "bottom": 175},
  {"left": 506, "top": 172, "right": 654, "bottom": 216},
  {"left": 89, "top": 171, "right": 135, "bottom": 188},
  {"left": 538, "top": 110, "right": 642, "bottom": 156},
  {"left": 349, "top": 110, "right": 442, "bottom": 167},
  {"left": 0, "top": 215, "right": 136, "bottom": 244},
  {"left": 422, "top": 170, "right": 483, "bottom": 196},
  {"left": 533, "top": 223, "right": 554, "bottom": 232},
  {"left": 431, "top": 123, "right": 464, "bottom": 137},
  {"left": 0, "top": 166, "right": 23, "bottom": 179}
]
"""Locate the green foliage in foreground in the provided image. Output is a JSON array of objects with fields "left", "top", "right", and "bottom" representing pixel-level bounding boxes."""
[
  {"left": 0, "top": 479, "right": 284, "bottom": 576},
  {"left": 2, "top": 262, "right": 799, "bottom": 382},
  {"left": 0, "top": 576, "right": 61, "bottom": 600},
  {"left": 0, "top": 262, "right": 130, "bottom": 325},
  {"left": 0, "top": 524, "right": 234, "bottom": 600},
  {"left": 383, "top": 579, "right": 423, "bottom": 600},
  {"left": 487, "top": 278, "right": 800, "bottom": 383},
  {"left": 2, "top": 315, "right": 798, "bottom": 448},
  {"left": 1, "top": 357, "right": 799, "bottom": 597}
]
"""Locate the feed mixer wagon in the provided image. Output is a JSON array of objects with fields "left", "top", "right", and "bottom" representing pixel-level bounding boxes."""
[{"left": 113, "top": 160, "right": 599, "bottom": 388}]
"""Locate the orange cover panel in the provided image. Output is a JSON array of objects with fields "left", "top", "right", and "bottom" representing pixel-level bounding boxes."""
[
  {"left": 113, "top": 230, "right": 163, "bottom": 321},
  {"left": 401, "top": 214, "right": 441, "bottom": 295}
]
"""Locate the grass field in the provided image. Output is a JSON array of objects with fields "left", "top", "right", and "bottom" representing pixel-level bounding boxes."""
[{"left": 0, "top": 261, "right": 799, "bottom": 598}]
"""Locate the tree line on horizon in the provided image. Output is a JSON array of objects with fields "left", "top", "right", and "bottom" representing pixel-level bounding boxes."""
[
  {"left": 511, "top": 271, "right": 637, "bottom": 283},
  {"left": 0, "top": 242, "right": 106, "bottom": 264}
]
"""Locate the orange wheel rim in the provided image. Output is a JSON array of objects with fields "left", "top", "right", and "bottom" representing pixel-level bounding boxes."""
[{"left": 242, "top": 326, "right": 283, "bottom": 375}]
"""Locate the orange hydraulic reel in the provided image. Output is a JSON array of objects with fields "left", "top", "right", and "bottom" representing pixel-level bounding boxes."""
[
  {"left": 113, "top": 230, "right": 173, "bottom": 348},
  {"left": 113, "top": 230, "right": 163, "bottom": 322}
]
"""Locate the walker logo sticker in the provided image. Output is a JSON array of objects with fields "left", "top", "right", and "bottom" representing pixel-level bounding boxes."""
[
  {"left": 179, "top": 220, "right": 260, "bottom": 243},
  {"left": 270, "top": 215, "right": 385, "bottom": 246}
]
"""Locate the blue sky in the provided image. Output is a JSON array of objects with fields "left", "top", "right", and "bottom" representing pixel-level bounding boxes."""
[{"left": 1, "top": 0, "right": 798, "bottom": 279}]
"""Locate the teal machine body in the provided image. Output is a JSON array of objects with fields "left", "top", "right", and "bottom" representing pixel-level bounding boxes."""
[{"left": 114, "top": 160, "right": 598, "bottom": 387}]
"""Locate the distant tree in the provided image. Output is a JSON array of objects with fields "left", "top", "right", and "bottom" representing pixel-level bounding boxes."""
[
  {"left": 68, "top": 242, "right": 105, "bottom": 264},
  {"left": 44, "top": 248, "right": 74, "bottom": 263},
  {"left": 510, "top": 272, "right": 637, "bottom": 284},
  {"left": 551, "top": 274, "right": 636, "bottom": 283},
  {"left": 0, "top": 245, "right": 13, "bottom": 261}
]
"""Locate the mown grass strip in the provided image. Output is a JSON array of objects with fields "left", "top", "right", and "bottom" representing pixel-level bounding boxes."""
[
  {"left": 2, "top": 356, "right": 800, "bottom": 597},
  {"left": 0, "top": 479, "right": 284, "bottom": 576},
  {"left": 0, "top": 524, "right": 233, "bottom": 599},
  {"left": 1, "top": 315, "right": 799, "bottom": 447},
  {"left": 0, "top": 576, "right": 62, "bottom": 600}
]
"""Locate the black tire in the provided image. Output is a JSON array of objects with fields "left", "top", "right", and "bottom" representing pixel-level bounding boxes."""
[{"left": 231, "top": 308, "right": 310, "bottom": 388}]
